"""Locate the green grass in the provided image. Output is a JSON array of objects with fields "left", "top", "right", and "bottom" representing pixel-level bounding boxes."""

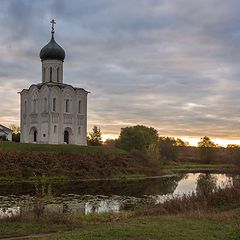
[
  {"left": 0, "top": 176, "right": 17, "bottom": 182},
  {"left": 0, "top": 221, "right": 64, "bottom": 238},
  {"left": 50, "top": 216, "right": 236, "bottom": 240},
  {"left": 72, "top": 211, "right": 132, "bottom": 223},
  {"left": 162, "top": 163, "right": 236, "bottom": 174},
  {"left": 27, "top": 175, "right": 70, "bottom": 183},
  {"left": 0, "top": 176, "right": 72, "bottom": 185},
  {"left": 113, "top": 173, "right": 146, "bottom": 180},
  {"left": 0, "top": 141, "right": 126, "bottom": 154},
  {"left": 1, "top": 212, "right": 239, "bottom": 240}
]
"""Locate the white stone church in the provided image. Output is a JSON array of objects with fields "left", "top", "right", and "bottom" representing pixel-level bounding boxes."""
[{"left": 20, "top": 20, "right": 88, "bottom": 145}]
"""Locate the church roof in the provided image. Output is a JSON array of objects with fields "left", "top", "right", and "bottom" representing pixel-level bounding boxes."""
[
  {"left": 39, "top": 34, "right": 65, "bottom": 61},
  {"left": 19, "top": 83, "right": 90, "bottom": 94}
]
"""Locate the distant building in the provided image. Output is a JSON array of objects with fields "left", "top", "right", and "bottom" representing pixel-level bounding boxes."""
[
  {"left": 0, "top": 124, "right": 12, "bottom": 141},
  {"left": 19, "top": 20, "right": 89, "bottom": 145}
]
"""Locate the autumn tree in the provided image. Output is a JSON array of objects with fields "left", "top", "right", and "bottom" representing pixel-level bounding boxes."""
[
  {"left": 227, "top": 144, "right": 240, "bottom": 148},
  {"left": 9, "top": 124, "right": 20, "bottom": 142},
  {"left": 227, "top": 144, "right": 240, "bottom": 163},
  {"left": 158, "top": 137, "right": 189, "bottom": 162},
  {"left": 104, "top": 138, "right": 117, "bottom": 147},
  {"left": 175, "top": 138, "right": 189, "bottom": 147},
  {"left": 158, "top": 137, "right": 178, "bottom": 161},
  {"left": 198, "top": 136, "right": 217, "bottom": 163},
  {"left": 9, "top": 124, "right": 20, "bottom": 133},
  {"left": 198, "top": 136, "right": 216, "bottom": 148},
  {"left": 88, "top": 126, "right": 103, "bottom": 146}
]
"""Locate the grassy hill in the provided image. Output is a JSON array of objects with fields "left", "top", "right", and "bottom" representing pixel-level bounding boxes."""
[
  {"left": 0, "top": 141, "right": 126, "bottom": 154},
  {"left": 0, "top": 142, "right": 161, "bottom": 180}
]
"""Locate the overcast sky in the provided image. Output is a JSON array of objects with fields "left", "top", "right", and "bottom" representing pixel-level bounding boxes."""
[{"left": 1, "top": 0, "right": 240, "bottom": 143}]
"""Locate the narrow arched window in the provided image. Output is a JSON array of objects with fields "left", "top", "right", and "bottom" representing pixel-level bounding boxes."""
[
  {"left": 57, "top": 67, "right": 59, "bottom": 82},
  {"left": 66, "top": 99, "right": 70, "bottom": 113},
  {"left": 33, "top": 99, "right": 37, "bottom": 113},
  {"left": 44, "top": 97, "right": 47, "bottom": 112},
  {"left": 43, "top": 68, "right": 46, "bottom": 82},
  {"left": 78, "top": 100, "right": 81, "bottom": 114},
  {"left": 24, "top": 101, "right": 27, "bottom": 114},
  {"left": 53, "top": 98, "right": 56, "bottom": 112},
  {"left": 50, "top": 67, "right": 52, "bottom": 82},
  {"left": 78, "top": 127, "right": 81, "bottom": 135},
  {"left": 54, "top": 125, "right": 57, "bottom": 134}
]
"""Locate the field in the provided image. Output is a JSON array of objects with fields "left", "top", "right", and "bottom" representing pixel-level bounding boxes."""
[{"left": 0, "top": 209, "right": 239, "bottom": 240}]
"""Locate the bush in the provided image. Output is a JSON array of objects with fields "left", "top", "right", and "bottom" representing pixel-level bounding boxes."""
[
  {"left": 199, "top": 147, "right": 215, "bottom": 164},
  {"left": 158, "top": 137, "right": 178, "bottom": 162},
  {"left": 118, "top": 125, "right": 158, "bottom": 151},
  {"left": 12, "top": 133, "right": 20, "bottom": 142},
  {"left": 228, "top": 145, "right": 240, "bottom": 164},
  {"left": 198, "top": 136, "right": 217, "bottom": 164}
]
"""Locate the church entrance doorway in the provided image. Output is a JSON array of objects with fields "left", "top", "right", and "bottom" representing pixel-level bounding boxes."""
[
  {"left": 64, "top": 128, "right": 72, "bottom": 144},
  {"left": 29, "top": 127, "right": 38, "bottom": 143},
  {"left": 64, "top": 130, "right": 69, "bottom": 144},
  {"left": 34, "top": 130, "right": 37, "bottom": 142}
]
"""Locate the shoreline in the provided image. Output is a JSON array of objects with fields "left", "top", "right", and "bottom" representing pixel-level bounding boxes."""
[{"left": 0, "top": 164, "right": 238, "bottom": 185}]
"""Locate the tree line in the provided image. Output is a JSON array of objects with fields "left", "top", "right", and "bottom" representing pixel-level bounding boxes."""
[
  {"left": 6, "top": 124, "right": 240, "bottom": 164},
  {"left": 88, "top": 125, "right": 240, "bottom": 163}
]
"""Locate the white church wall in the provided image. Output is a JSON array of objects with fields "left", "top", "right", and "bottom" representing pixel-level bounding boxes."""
[
  {"left": 50, "top": 124, "right": 59, "bottom": 144},
  {"left": 20, "top": 84, "right": 88, "bottom": 145},
  {"left": 20, "top": 90, "right": 30, "bottom": 143},
  {"left": 39, "top": 85, "right": 49, "bottom": 113},
  {"left": 40, "top": 122, "right": 49, "bottom": 143}
]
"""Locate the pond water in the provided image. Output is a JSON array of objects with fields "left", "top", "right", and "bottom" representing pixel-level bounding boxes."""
[{"left": 0, "top": 172, "right": 238, "bottom": 218}]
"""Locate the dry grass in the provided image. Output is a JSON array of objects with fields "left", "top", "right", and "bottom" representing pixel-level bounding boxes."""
[
  {"left": 0, "top": 149, "right": 161, "bottom": 179},
  {"left": 136, "top": 183, "right": 240, "bottom": 217}
]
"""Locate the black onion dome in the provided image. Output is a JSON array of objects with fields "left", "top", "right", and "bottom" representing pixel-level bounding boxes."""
[{"left": 40, "top": 35, "right": 65, "bottom": 61}]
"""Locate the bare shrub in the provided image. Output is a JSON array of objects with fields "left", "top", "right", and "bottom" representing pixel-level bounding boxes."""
[{"left": 136, "top": 183, "right": 240, "bottom": 217}]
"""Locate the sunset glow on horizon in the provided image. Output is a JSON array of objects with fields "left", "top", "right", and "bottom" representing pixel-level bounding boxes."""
[{"left": 101, "top": 134, "right": 240, "bottom": 147}]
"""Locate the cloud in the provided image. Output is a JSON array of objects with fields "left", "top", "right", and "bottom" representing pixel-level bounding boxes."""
[{"left": 0, "top": 0, "right": 240, "bottom": 140}]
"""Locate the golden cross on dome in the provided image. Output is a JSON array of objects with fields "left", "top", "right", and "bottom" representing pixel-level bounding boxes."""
[{"left": 50, "top": 19, "right": 56, "bottom": 34}]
